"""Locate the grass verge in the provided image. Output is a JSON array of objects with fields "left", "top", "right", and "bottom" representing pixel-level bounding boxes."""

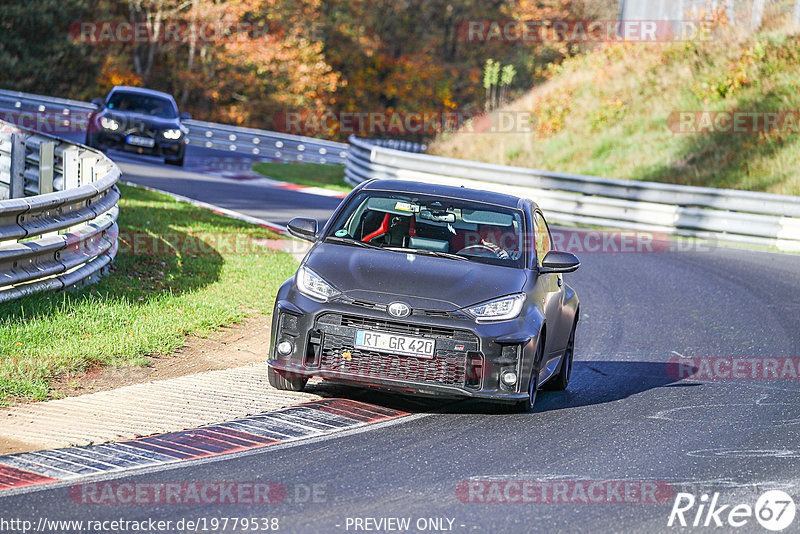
[
  {"left": 431, "top": 20, "right": 800, "bottom": 195},
  {"left": 252, "top": 162, "right": 349, "bottom": 193},
  {"left": 0, "top": 183, "right": 297, "bottom": 405}
]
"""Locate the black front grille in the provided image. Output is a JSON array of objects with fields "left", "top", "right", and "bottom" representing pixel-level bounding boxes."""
[
  {"left": 315, "top": 313, "right": 478, "bottom": 388},
  {"left": 123, "top": 124, "right": 157, "bottom": 137},
  {"left": 318, "top": 313, "right": 476, "bottom": 342},
  {"left": 319, "top": 334, "right": 467, "bottom": 387}
]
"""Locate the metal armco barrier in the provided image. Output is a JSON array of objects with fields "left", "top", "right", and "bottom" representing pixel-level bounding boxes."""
[
  {"left": 346, "top": 136, "right": 800, "bottom": 252},
  {"left": 186, "top": 118, "right": 348, "bottom": 164},
  {"left": 5, "top": 88, "right": 800, "bottom": 252},
  {"left": 0, "top": 89, "right": 348, "bottom": 165},
  {"left": 0, "top": 120, "right": 120, "bottom": 303}
]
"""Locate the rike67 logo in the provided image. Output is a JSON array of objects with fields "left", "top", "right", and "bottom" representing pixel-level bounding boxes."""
[{"left": 668, "top": 490, "right": 796, "bottom": 531}]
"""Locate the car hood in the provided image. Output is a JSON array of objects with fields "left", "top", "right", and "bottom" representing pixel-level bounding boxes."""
[{"left": 304, "top": 242, "right": 527, "bottom": 311}]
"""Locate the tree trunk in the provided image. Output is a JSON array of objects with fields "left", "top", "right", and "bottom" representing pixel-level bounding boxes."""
[
  {"left": 750, "top": 0, "right": 765, "bottom": 31},
  {"left": 794, "top": 0, "right": 800, "bottom": 26},
  {"left": 180, "top": 0, "right": 198, "bottom": 109}
]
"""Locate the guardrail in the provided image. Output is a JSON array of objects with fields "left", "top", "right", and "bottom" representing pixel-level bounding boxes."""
[
  {"left": 0, "top": 120, "right": 120, "bottom": 303},
  {"left": 0, "top": 89, "right": 348, "bottom": 165},
  {"left": 185, "top": 118, "right": 348, "bottom": 164},
  {"left": 6, "top": 87, "right": 799, "bottom": 252},
  {"left": 346, "top": 136, "right": 800, "bottom": 252}
]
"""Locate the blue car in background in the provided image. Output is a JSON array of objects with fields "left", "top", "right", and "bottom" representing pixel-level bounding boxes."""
[{"left": 86, "top": 86, "right": 190, "bottom": 166}]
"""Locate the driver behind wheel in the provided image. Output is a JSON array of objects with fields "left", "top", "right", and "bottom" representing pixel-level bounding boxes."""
[
  {"left": 476, "top": 225, "right": 511, "bottom": 259},
  {"left": 453, "top": 225, "right": 515, "bottom": 259}
]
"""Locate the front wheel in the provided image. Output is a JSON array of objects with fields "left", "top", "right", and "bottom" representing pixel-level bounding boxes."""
[
  {"left": 513, "top": 369, "right": 539, "bottom": 413},
  {"left": 544, "top": 320, "right": 576, "bottom": 391},
  {"left": 267, "top": 366, "right": 308, "bottom": 391},
  {"left": 165, "top": 154, "right": 184, "bottom": 166}
]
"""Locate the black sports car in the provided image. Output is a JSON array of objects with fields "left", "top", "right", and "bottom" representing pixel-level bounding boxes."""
[
  {"left": 268, "top": 180, "right": 580, "bottom": 412},
  {"left": 85, "top": 86, "right": 190, "bottom": 166}
]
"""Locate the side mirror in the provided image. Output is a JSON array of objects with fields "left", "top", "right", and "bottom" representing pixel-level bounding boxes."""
[
  {"left": 540, "top": 250, "right": 580, "bottom": 273},
  {"left": 287, "top": 217, "right": 318, "bottom": 242},
  {"left": 92, "top": 98, "right": 105, "bottom": 109},
  {"left": 180, "top": 112, "right": 192, "bottom": 120}
]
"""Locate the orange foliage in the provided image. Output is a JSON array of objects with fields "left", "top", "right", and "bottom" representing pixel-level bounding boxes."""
[
  {"left": 87, "top": 0, "right": 617, "bottom": 139},
  {"left": 96, "top": 57, "right": 143, "bottom": 92}
]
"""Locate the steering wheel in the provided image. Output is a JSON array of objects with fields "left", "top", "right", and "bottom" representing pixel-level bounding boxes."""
[{"left": 456, "top": 244, "right": 504, "bottom": 258}]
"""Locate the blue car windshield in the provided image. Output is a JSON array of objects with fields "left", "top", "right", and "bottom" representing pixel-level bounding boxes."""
[
  {"left": 107, "top": 92, "right": 177, "bottom": 118},
  {"left": 327, "top": 192, "right": 527, "bottom": 268}
]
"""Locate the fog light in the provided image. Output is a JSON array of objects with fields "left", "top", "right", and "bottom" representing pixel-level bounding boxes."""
[
  {"left": 501, "top": 370, "right": 518, "bottom": 386},
  {"left": 277, "top": 340, "right": 293, "bottom": 355}
]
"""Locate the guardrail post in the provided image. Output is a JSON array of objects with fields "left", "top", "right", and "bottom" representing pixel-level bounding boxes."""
[
  {"left": 9, "top": 133, "right": 25, "bottom": 199},
  {"left": 62, "top": 147, "right": 79, "bottom": 190},
  {"left": 38, "top": 141, "right": 54, "bottom": 195},
  {"left": 78, "top": 152, "right": 99, "bottom": 185}
]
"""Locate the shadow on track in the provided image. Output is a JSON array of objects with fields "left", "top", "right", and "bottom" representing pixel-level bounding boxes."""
[
  {"left": 531, "top": 360, "right": 700, "bottom": 414},
  {"left": 303, "top": 360, "right": 700, "bottom": 416}
]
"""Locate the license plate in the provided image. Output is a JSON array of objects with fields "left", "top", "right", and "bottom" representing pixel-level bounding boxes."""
[
  {"left": 127, "top": 135, "right": 155, "bottom": 148},
  {"left": 354, "top": 329, "right": 435, "bottom": 359}
]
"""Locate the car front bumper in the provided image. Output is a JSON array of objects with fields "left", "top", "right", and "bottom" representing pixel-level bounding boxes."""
[
  {"left": 93, "top": 131, "right": 187, "bottom": 158},
  {"left": 267, "top": 284, "right": 542, "bottom": 404}
]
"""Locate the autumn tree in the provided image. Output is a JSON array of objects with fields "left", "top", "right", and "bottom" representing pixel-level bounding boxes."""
[{"left": 0, "top": 0, "right": 620, "bottom": 139}]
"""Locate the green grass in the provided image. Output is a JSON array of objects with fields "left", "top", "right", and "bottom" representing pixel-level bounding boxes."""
[
  {"left": 0, "top": 184, "right": 298, "bottom": 404},
  {"left": 431, "top": 21, "right": 800, "bottom": 196},
  {"left": 252, "top": 162, "right": 350, "bottom": 193}
]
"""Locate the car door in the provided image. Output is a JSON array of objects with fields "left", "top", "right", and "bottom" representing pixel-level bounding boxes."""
[{"left": 534, "top": 211, "right": 566, "bottom": 383}]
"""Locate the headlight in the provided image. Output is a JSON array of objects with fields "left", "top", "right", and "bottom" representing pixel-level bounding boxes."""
[
  {"left": 467, "top": 294, "right": 525, "bottom": 322},
  {"left": 100, "top": 117, "right": 119, "bottom": 131},
  {"left": 296, "top": 265, "right": 338, "bottom": 302},
  {"left": 163, "top": 129, "right": 182, "bottom": 140}
]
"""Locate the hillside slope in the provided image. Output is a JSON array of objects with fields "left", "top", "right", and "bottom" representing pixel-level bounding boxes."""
[{"left": 431, "top": 21, "right": 800, "bottom": 196}]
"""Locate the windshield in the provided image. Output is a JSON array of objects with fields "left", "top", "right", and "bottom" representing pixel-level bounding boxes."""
[
  {"left": 326, "top": 191, "right": 526, "bottom": 268},
  {"left": 106, "top": 91, "right": 177, "bottom": 118}
]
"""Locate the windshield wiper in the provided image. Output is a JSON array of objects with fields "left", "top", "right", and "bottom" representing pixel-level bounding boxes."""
[
  {"left": 325, "top": 236, "right": 383, "bottom": 250},
  {"left": 326, "top": 238, "right": 469, "bottom": 261},
  {"left": 383, "top": 246, "right": 470, "bottom": 262}
]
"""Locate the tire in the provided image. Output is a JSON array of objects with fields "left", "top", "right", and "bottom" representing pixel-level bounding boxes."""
[
  {"left": 267, "top": 366, "right": 308, "bottom": 391},
  {"left": 544, "top": 320, "right": 576, "bottom": 391},
  {"left": 496, "top": 338, "right": 542, "bottom": 414},
  {"left": 165, "top": 154, "right": 184, "bottom": 166}
]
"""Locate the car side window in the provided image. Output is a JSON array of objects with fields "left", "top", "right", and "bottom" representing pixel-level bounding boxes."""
[{"left": 534, "top": 212, "right": 552, "bottom": 267}]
